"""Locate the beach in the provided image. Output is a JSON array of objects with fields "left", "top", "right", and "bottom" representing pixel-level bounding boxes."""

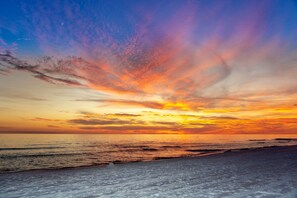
[{"left": 1, "top": 145, "right": 297, "bottom": 198}]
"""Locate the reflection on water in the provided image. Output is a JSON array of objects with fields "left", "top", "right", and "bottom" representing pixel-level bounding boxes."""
[{"left": 1, "top": 134, "right": 297, "bottom": 173}]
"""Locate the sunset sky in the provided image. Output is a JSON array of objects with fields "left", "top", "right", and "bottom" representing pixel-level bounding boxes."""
[{"left": 0, "top": 0, "right": 297, "bottom": 134}]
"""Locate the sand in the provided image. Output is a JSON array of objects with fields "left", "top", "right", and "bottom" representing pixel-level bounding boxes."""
[{"left": 1, "top": 146, "right": 297, "bottom": 198}]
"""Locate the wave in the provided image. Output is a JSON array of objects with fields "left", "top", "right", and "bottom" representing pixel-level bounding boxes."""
[
  {"left": 186, "top": 149, "right": 224, "bottom": 152},
  {"left": 0, "top": 152, "right": 88, "bottom": 159},
  {"left": 0, "top": 147, "right": 65, "bottom": 151},
  {"left": 274, "top": 138, "right": 297, "bottom": 141}
]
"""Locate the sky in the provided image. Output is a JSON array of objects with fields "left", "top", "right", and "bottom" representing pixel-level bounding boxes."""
[{"left": 0, "top": 0, "right": 297, "bottom": 134}]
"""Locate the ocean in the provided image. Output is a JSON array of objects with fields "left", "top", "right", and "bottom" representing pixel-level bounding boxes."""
[{"left": 1, "top": 133, "right": 297, "bottom": 173}]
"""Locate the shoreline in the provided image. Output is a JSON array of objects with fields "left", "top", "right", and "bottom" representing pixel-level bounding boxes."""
[{"left": 1, "top": 144, "right": 296, "bottom": 175}]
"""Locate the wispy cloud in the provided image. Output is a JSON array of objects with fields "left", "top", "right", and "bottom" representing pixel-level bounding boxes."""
[
  {"left": 0, "top": 53, "right": 84, "bottom": 86},
  {"left": 69, "top": 118, "right": 144, "bottom": 126},
  {"left": 29, "top": 117, "right": 61, "bottom": 122}
]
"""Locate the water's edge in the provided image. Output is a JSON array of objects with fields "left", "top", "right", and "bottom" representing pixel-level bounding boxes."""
[{"left": 1, "top": 144, "right": 295, "bottom": 175}]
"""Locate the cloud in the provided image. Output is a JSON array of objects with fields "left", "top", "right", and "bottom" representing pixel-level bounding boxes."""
[
  {"left": 69, "top": 118, "right": 144, "bottom": 126},
  {"left": 69, "top": 118, "right": 129, "bottom": 125},
  {"left": 76, "top": 99, "right": 179, "bottom": 110},
  {"left": 47, "top": 125, "right": 60, "bottom": 128},
  {"left": 111, "top": 113, "right": 141, "bottom": 117},
  {"left": 0, "top": 53, "right": 84, "bottom": 86},
  {"left": 29, "top": 117, "right": 61, "bottom": 122},
  {"left": 151, "top": 121, "right": 179, "bottom": 125},
  {"left": 77, "top": 111, "right": 141, "bottom": 118},
  {"left": 78, "top": 125, "right": 178, "bottom": 134},
  {"left": 201, "top": 116, "right": 240, "bottom": 120}
]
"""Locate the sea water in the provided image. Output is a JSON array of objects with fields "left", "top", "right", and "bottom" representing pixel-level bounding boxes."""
[{"left": 1, "top": 133, "right": 297, "bottom": 173}]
